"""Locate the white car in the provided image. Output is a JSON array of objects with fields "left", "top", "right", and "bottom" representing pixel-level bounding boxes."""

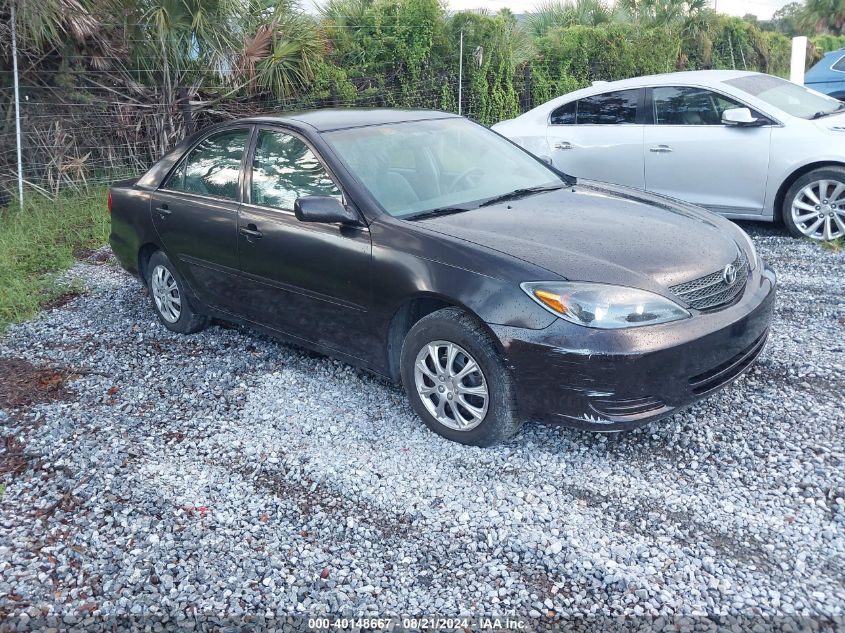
[{"left": 493, "top": 70, "right": 845, "bottom": 241}]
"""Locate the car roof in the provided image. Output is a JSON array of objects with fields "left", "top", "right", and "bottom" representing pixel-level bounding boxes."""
[
  {"left": 242, "top": 108, "right": 459, "bottom": 132},
  {"left": 823, "top": 47, "right": 845, "bottom": 57},
  {"left": 582, "top": 69, "right": 758, "bottom": 91}
]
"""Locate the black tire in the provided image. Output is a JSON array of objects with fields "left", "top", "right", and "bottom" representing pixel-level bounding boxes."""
[
  {"left": 145, "top": 250, "right": 208, "bottom": 334},
  {"left": 400, "top": 307, "right": 521, "bottom": 447},
  {"left": 782, "top": 166, "right": 845, "bottom": 240}
]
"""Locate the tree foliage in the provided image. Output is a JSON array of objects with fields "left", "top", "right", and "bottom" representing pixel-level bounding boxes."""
[{"left": 2, "top": 0, "right": 845, "bottom": 200}]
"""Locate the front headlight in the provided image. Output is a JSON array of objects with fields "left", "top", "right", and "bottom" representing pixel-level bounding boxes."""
[
  {"left": 735, "top": 228, "right": 758, "bottom": 271},
  {"left": 521, "top": 282, "right": 690, "bottom": 329}
]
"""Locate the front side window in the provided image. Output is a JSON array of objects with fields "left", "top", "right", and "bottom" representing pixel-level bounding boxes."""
[
  {"left": 166, "top": 128, "right": 248, "bottom": 200},
  {"left": 652, "top": 86, "right": 746, "bottom": 125},
  {"left": 251, "top": 130, "right": 340, "bottom": 210},
  {"left": 323, "top": 117, "right": 562, "bottom": 218},
  {"left": 576, "top": 90, "right": 639, "bottom": 124}
]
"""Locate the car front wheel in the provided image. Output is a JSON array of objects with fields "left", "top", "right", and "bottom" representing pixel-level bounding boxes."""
[
  {"left": 400, "top": 307, "right": 521, "bottom": 447},
  {"left": 783, "top": 167, "right": 845, "bottom": 241}
]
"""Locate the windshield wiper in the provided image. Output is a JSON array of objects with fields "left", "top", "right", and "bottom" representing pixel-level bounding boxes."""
[
  {"left": 403, "top": 206, "right": 474, "bottom": 221},
  {"left": 476, "top": 184, "right": 566, "bottom": 208},
  {"left": 810, "top": 103, "right": 845, "bottom": 119}
]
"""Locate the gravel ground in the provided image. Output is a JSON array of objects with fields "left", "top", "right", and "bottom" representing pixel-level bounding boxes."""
[{"left": 0, "top": 224, "right": 843, "bottom": 630}]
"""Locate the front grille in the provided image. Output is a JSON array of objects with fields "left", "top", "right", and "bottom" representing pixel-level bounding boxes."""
[
  {"left": 688, "top": 330, "right": 768, "bottom": 395},
  {"left": 670, "top": 251, "right": 749, "bottom": 311}
]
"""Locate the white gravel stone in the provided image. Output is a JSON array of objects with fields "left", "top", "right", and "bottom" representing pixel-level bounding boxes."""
[{"left": 0, "top": 230, "right": 843, "bottom": 629}]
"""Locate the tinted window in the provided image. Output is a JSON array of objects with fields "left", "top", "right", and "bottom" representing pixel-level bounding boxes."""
[
  {"left": 576, "top": 90, "right": 639, "bottom": 124},
  {"left": 251, "top": 131, "right": 341, "bottom": 210},
  {"left": 652, "top": 86, "right": 745, "bottom": 125},
  {"left": 166, "top": 128, "right": 248, "bottom": 200},
  {"left": 550, "top": 101, "right": 576, "bottom": 125},
  {"left": 833, "top": 55, "right": 845, "bottom": 72}
]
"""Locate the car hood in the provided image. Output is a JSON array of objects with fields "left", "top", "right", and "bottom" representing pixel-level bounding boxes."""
[{"left": 416, "top": 182, "right": 743, "bottom": 294}]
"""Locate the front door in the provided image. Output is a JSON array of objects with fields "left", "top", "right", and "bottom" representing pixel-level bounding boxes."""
[
  {"left": 643, "top": 86, "right": 773, "bottom": 215},
  {"left": 546, "top": 88, "right": 646, "bottom": 189},
  {"left": 150, "top": 126, "right": 251, "bottom": 310},
  {"left": 237, "top": 128, "right": 373, "bottom": 361}
]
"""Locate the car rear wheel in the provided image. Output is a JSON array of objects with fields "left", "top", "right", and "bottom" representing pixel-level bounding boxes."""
[
  {"left": 783, "top": 167, "right": 845, "bottom": 241},
  {"left": 146, "top": 251, "right": 208, "bottom": 334},
  {"left": 400, "top": 307, "right": 521, "bottom": 446}
]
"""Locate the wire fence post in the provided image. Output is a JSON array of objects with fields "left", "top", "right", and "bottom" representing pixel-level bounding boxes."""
[
  {"left": 458, "top": 30, "right": 463, "bottom": 116},
  {"left": 10, "top": 1, "right": 25, "bottom": 210}
]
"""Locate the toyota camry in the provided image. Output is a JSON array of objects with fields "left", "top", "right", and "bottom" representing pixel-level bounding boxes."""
[{"left": 109, "top": 109, "right": 776, "bottom": 446}]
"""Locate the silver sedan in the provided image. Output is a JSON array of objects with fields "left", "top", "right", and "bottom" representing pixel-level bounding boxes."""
[{"left": 493, "top": 70, "right": 845, "bottom": 241}]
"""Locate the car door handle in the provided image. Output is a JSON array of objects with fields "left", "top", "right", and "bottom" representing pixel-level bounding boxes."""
[
  {"left": 649, "top": 145, "right": 673, "bottom": 153},
  {"left": 155, "top": 205, "right": 172, "bottom": 218},
  {"left": 239, "top": 225, "right": 263, "bottom": 240},
  {"left": 554, "top": 141, "right": 573, "bottom": 150}
]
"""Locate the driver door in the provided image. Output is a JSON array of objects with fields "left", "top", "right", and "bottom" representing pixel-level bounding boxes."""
[
  {"left": 236, "top": 127, "right": 374, "bottom": 361},
  {"left": 643, "top": 86, "right": 773, "bottom": 215}
]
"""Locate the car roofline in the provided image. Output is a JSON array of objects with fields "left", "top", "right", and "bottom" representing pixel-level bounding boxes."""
[{"left": 238, "top": 109, "right": 461, "bottom": 133}]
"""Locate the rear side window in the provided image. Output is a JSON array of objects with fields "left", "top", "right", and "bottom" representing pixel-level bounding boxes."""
[
  {"left": 165, "top": 128, "right": 249, "bottom": 200},
  {"left": 833, "top": 55, "right": 845, "bottom": 72},
  {"left": 575, "top": 90, "right": 639, "bottom": 124},
  {"left": 550, "top": 101, "right": 576, "bottom": 125},
  {"left": 250, "top": 130, "right": 341, "bottom": 210}
]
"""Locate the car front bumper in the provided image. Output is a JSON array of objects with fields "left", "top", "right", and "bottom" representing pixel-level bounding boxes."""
[{"left": 489, "top": 264, "right": 777, "bottom": 431}]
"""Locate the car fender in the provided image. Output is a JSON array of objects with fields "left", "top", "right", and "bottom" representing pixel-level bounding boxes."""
[
  {"left": 368, "top": 219, "right": 558, "bottom": 332},
  {"left": 765, "top": 123, "right": 845, "bottom": 216}
]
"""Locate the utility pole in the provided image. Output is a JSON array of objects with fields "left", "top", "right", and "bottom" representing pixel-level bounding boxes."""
[
  {"left": 458, "top": 30, "right": 463, "bottom": 116},
  {"left": 11, "top": 1, "right": 24, "bottom": 210}
]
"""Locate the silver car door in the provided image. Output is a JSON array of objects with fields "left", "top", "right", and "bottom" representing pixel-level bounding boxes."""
[
  {"left": 546, "top": 88, "right": 645, "bottom": 189},
  {"left": 643, "top": 85, "right": 773, "bottom": 216}
]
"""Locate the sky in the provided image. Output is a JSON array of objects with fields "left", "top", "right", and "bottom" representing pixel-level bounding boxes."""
[{"left": 447, "top": 0, "right": 793, "bottom": 20}]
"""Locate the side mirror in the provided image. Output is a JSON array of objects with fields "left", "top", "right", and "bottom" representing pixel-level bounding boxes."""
[
  {"left": 294, "top": 196, "right": 360, "bottom": 225},
  {"left": 722, "top": 107, "right": 760, "bottom": 127}
]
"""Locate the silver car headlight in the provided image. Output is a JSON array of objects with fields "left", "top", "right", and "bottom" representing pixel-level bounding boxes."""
[
  {"left": 735, "top": 228, "right": 758, "bottom": 271},
  {"left": 521, "top": 282, "right": 690, "bottom": 329}
]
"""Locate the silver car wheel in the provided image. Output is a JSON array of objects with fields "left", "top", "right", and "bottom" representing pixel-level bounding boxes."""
[
  {"left": 414, "top": 340, "right": 489, "bottom": 431},
  {"left": 791, "top": 179, "right": 845, "bottom": 241},
  {"left": 150, "top": 264, "right": 181, "bottom": 323}
]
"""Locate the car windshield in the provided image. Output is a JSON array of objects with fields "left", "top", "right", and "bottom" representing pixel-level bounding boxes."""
[
  {"left": 724, "top": 74, "right": 844, "bottom": 119},
  {"left": 322, "top": 117, "right": 564, "bottom": 218}
]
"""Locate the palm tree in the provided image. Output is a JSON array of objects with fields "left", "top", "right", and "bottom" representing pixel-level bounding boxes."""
[
  {"left": 241, "top": 11, "right": 324, "bottom": 98},
  {"left": 802, "top": 0, "right": 845, "bottom": 33},
  {"left": 4, "top": 0, "right": 101, "bottom": 50},
  {"left": 526, "top": 0, "right": 612, "bottom": 38},
  {"left": 617, "top": 0, "right": 707, "bottom": 27}
]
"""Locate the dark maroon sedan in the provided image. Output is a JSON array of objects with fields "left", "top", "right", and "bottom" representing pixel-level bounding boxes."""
[{"left": 109, "top": 109, "right": 776, "bottom": 446}]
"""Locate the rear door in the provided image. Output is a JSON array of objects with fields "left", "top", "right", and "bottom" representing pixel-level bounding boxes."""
[
  {"left": 643, "top": 86, "right": 772, "bottom": 215},
  {"left": 236, "top": 127, "right": 374, "bottom": 360},
  {"left": 150, "top": 126, "right": 251, "bottom": 311},
  {"left": 546, "top": 88, "right": 645, "bottom": 188}
]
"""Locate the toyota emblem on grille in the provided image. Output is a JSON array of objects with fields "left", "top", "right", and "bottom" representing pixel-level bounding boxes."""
[{"left": 722, "top": 264, "right": 737, "bottom": 285}]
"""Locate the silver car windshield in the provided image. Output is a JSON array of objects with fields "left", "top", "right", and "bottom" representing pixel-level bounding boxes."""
[
  {"left": 323, "top": 118, "right": 563, "bottom": 218},
  {"left": 724, "top": 74, "right": 844, "bottom": 119}
]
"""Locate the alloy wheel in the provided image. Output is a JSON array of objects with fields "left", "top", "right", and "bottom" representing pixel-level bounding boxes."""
[
  {"left": 151, "top": 264, "right": 181, "bottom": 323},
  {"left": 414, "top": 340, "right": 489, "bottom": 431},
  {"left": 791, "top": 179, "right": 845, "bottom": 240}
]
